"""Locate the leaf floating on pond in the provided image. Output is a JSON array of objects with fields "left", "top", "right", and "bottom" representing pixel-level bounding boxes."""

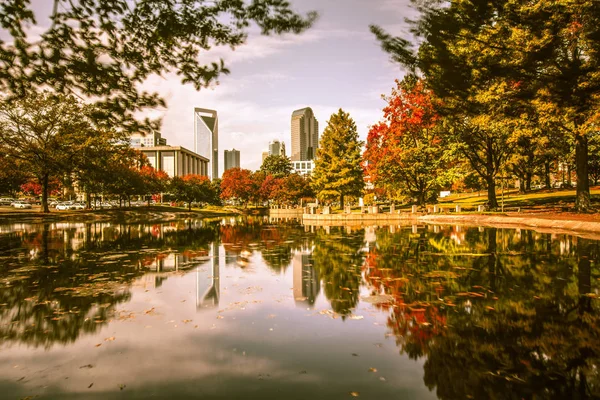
[
  {"left": 349, "top": 392, "right": 360, "bottom": 397},
  {"left": 368, "top": 367, "right": 377, "bottom": 373}
]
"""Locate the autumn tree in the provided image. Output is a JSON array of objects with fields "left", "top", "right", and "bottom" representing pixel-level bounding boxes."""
[
  {"left": 220, "top": 168, "right": 255, "bottom": 207},
  {"left": 139, "top": 166, "right": 170, "bottom": 206},
  {"left": 371, "top": 0, "right": 600, "bottom": 211},
  {"left": 170, "top": 175, "right": 214, "bottom": 210},
  {"left": 0, "top": 92, "right": 99, "bottom": 212},
  {"left": 260, "top": 155, "right": 293, "bottom": 178},
  {"left": 0, "top": 1, "right": 316, "bottom": 134},
  {"left": 311, "top": 109, "right": 364, "bottom": 208},
  {"left": 0, "top": 154, "right": 28, "bottom": 196},
  {"left": 365, "top": 78, "right": 453, "bottom": 205}
]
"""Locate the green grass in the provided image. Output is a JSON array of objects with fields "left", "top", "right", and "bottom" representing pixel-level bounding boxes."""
[{"left": 436, "top": 188, "right": 600, "bottom": 209}]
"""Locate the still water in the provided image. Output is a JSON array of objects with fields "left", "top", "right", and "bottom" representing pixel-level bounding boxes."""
[{"left": 0, "top": 218, "right": 598, "bottom": 399}]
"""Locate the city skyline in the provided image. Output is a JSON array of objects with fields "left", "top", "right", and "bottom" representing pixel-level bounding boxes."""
[
  {"left": 139, "top": 0, "right": 413, "bottom": 174},
  {"left": 224, "top": 149, "right": 241, "bottom": 172},
  {"left": 291, "top": 107, "right": 319, "bottom": 162},
  {"left": 193, "top": 108, "right": 219, "bottom": 180}
]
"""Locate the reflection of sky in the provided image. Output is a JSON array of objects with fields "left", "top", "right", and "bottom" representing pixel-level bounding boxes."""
[{"left": 0, "top": 239, "right": 434, "bottom": 400}]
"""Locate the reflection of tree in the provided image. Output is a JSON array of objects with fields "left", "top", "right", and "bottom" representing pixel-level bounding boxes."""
[
  {"left": 363, "top": 225, "right": 600, "bottom": 399},
  {"left": 0, "top": 221, "right": 218, "bottom": 348},
  {"left": 219, "top": 218, "right": 313, "bottom": 272},
  {"left": 311, "top": 228, "right": 365, "bottom": 316}
]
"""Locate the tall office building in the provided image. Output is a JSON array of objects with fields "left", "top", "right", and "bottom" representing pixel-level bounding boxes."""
[
  {"left": 291, "top": 107, "right": 318, "bottom": 161},
  {"left": 194, "top": 108, "right": 219, "bottom": 179},
  {"left": 268, "top": 140, "right": 286, "bottom": 157},
  {"left": 224, "top": 149, "right": 240, "bottom": 171}
]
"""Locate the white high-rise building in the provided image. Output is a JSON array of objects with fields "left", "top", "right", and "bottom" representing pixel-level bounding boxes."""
[{"left": 194, "top": 108, "right": 219, "bottom": 179}]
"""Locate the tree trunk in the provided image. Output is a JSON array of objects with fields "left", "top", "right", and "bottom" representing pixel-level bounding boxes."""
[
  {"left": 41, "top": 174, "right": 50, "bottom": 213},
  {"left": 486, "top": 176, "right": 498, "bottom": 209},
  {"left": 575, "top": 134, "right": 591, "bottom": 211},
  {"left": 188, "top": 201, "right": 192, "bottom": 211},
  {"left": 85, "top": 192, "right": 91, "bottom": 209},
  {"left": 487, "top": 228, "right": 497, "bottom": 292},
  {"left": 340, "top": 193, "right": 344, "bottom": 210},
  {"left": 544, "top": 160, "right": 551, "bottom": 189},
  {"left": 525, "top": 173, "right": 532, "bottom": 192}
]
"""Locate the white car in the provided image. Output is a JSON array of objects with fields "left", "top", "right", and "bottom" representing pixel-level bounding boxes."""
[
  {"left": 70, "top": 203, "right": 86, "bottom": 210},
  {"left": 11, "top": 201, "right": 32, "bottom": 209},
  {"left": 55, "top": 202, "right": 72, "bottom": 210}
]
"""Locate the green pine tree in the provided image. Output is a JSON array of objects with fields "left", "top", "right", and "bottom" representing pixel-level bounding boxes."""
[{"left": 311, "top": 109, "right": 364, "bottom": 209}]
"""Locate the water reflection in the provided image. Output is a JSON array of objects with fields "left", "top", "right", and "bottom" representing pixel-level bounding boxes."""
[
  {"left": 0, "top": 219, "right": 598, "bottom": 399},
  {"left": 362, "top": 225, "right": 600, "bottom": 399},
  {"left": 0, "top": 220, "right": 218, "bottom": 348}
]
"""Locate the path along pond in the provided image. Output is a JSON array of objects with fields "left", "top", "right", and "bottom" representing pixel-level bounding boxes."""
[{"left": 0, "top": 217, "right": 598, "bottom": 399}]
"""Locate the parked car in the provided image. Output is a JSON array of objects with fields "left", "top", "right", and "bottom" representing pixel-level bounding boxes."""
[
  {"left": 55, "top": 202, "right": 72, "bottom": 210},
  {"left": 0, "top": 198, "right": 16, "bottom": 206},
  {"left": 11, "top": 201, "right": 32, "bottom": 209},
  {"left": 70, "top": 202, "right": 86, "bottom": 210}
]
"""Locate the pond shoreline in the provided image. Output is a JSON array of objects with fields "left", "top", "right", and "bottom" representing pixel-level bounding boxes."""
[
  {"left": 419, "top": 213, "right": 600, "bottom": 239},
  {"left": 300, "top": 211, "right": 600, "bottom": 238},
  {"left": 0, "top": 206, "right": 241, "bottom": 224}
]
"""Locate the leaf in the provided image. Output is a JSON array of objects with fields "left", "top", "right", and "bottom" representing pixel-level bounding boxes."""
[{"left": 350, "top": 392, "right": 360, "bottom": 397}]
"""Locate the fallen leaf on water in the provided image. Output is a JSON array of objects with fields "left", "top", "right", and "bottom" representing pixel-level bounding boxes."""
[
  {"left": 379, "top": 377, "right": 386, "bottom": 382},
  {"left": 95, "top": 343, "right": 102, "bottom": 347},
  {"left": 348, "top": 315, "right": 364, "bottom": 320},
  {"left": 368, "top": 367, "right": 377, "bottom": 373},
  {"left": 350, "top": 392, "right": 360, "bottom": 397},
  {"left": 88, "top": 383, "right": 94, "bottom": 388},
  {"left": 351, "top": 353, "right": 359, "bottom": 357},
  {"left": 216, "top": 315, "right": 224, "bottom": 319},
  {"left": 119, "top": 384, "right": 126, "bottom": 390},
  {"left": 104, "top": 337, "right": 115, "bottom": 341},
  {"left": 485, "top": 306, "right": 495, "bottom": 311},
  {"left": 182, "top": 319, "right": 192, "bottom": 323},
  {"left": 79, "top": 364, "right": 93, "bottom": 369}
]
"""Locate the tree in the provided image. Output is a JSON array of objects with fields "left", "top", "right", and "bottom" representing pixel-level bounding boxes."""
[
  {"left": 139, "top": 166, "right": 170, "bottom": 206},
  {"left": 0, "top": 1, "right": 316, "bottom": 133},
  {"left": 364, "top": 78, "right": 453, "bottom": 205},
  {"left": 0, "top": 154, "right": 28, "bottom": 196},
  {"left": 311, "top": 109, "right": 364, "bottom": 208},
  {"left": 170, "top": 174, "right": 213, "bottom": 210},
  {"left": 220, "top": 168, "right": 255, "bottom": 206},
  {"left": 0, "top": 92, "right": 97, "bottom": 212},
  {"left": 260, "top": 155, "right": 293, "bottom": 178},
  {"left": 371, "top": 0, "right": 600, "bottom": 211}
]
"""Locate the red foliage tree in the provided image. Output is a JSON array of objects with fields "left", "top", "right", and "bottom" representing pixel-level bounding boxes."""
[
  {"left": 364, "top": 78, "right": 448, "bottom": 205},
  {"left": 220, "top": 168, "right": 255, "bottom": 206}
]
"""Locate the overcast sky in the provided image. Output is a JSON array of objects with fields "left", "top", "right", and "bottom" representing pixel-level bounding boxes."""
[
  {"left": 21, "top": 0, "right": 417, "bottom": 176},
  {"left": 140, "top": 0, "right": 417, "bottom": 175}
]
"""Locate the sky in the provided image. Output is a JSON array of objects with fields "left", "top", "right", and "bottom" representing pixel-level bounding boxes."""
[
  {"left": 141, "top": 0, "right": 417, "bottom": 176},
  {"left": 21, "top": 0, "right": 418, "bottom": 176}
]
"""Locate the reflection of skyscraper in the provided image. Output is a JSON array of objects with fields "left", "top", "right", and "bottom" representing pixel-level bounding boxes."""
[
  {"left": 293, "top": 251, "right": 320, "bottom": 307},
  {"left": 196, "top": 241, "right": 220, "bottom": 309},
  {"left": 291, "top": 107, "right": 318, "bottom": 161},
  {"left": 194, "top": 108, "right": 219, "bottom": 179}
]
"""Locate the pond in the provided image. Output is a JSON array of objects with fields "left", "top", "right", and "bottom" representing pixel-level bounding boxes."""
[{"left": 0, "top": 218, "right": 598, "bottom": 399}]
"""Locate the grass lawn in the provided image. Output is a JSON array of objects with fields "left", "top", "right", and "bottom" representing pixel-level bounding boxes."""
[{"left": 436, "top": 187, "right": 600, "bottom": 209}]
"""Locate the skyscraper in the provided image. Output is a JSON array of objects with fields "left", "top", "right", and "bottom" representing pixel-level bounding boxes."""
[
  {"left": 268, "top": 140, "right": 286, "bottom": 157},
  {"left": 291, "top": 107, "right": 318, "bottom": 161},
  {"left": 194, "top": 108, "right": 218, "bottom": 179},
  {"left": 224, "top": 149, "right": 240, "bottom": 171}
]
